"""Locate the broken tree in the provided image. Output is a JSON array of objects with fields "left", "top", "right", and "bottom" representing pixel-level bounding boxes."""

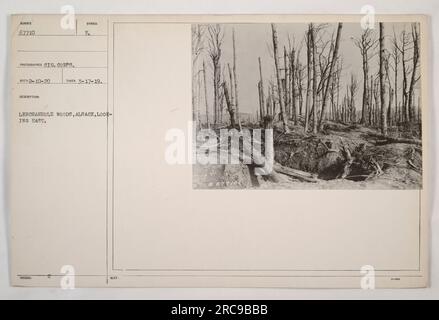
[
  {"left": 379, "top": 22, "right": 388, "bottom": 136},
  {"left": 318, "top": 22, "right": 343, "bottom": 131},
  {"left": 271, "top": 23, "right": 289, "bottom": 133}
]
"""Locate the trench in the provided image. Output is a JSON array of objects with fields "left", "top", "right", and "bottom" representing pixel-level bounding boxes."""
[{"left": 274, "top": 137, "right": 372, "bottom": 182}]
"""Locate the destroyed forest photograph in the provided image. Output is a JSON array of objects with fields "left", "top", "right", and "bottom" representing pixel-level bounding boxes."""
[{"left": 192, "top": 22, "right": 423, "bottom": 189}]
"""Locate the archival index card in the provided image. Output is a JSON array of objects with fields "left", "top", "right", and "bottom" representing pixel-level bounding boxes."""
[{"left": 9, "top": 14, "right": 430, "bottom": 288}]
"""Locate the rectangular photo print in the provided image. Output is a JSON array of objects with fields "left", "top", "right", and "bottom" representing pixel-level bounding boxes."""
[{"left": 192, "top": 22, "right": 423, "bottom": 190}]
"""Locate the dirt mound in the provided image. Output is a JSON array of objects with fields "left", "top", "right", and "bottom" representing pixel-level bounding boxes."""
[
  {"left": 274, "top": 126, "right": 422, "bottom": 186},
  {"left": 193, "top": 123, "right": 422, "bottom": 189},
  {"left": 274, "top": 132, "right": 363, "bottom": 180},
  {"left": 357, "top": 143, "right": 422, "bottom": 188}
]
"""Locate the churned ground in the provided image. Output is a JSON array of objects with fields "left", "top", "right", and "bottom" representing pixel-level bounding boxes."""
[{"left": 193, "top": 120, "right": 422, "bottom": 190}]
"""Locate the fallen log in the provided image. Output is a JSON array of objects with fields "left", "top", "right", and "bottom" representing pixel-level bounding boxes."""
[
  {"left": 234, "top": 131, "right": 320, "bottom": 183},
  {"left": 273, "top": 162, "right": 320, "bottom": 183}
]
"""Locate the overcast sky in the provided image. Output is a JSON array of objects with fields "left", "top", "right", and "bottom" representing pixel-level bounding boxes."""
[{"left": 194, "top": 22, "right": 419, "bottom": 115}]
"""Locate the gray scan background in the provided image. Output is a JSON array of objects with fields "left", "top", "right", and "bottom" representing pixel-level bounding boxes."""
[{"left": 0, "top": 0, "right": 438, "bottom": 299}]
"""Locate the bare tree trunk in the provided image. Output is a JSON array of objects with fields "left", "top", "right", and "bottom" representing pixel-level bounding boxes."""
[
  {"left": 192, "top": 25, "right": 203, "bottom": 127},
  {"left": 347, "top": 74, "right": 358, "bottom": 123},
  {"left": 258, "top": 57, "right": 265, "bottom": 125},
  {"left": 283, "top": 47, "right": 290, "bottom": 118},
  {"left": 341, "top": 96, "right": 347, "bottom": 123},
  {"left": 374, "top": 80, "right": 380, "bottom": 127},
  {"left": 304, "top": 26, "right": 312, "bottom": 132},
  {"left": 192, "top": 75, "right": 197, "bottom": 124},
  {"left": 266, "top": 84, "right": 272, "bottom": 116},
  {"left": 227, "top": 63, "right": 235, "bottom": 106},
  {"left": 219, "top": 93, "right": 224, "bottom": 124},
  {"left": 213, "top": 62, "right": 220, "bottom": 126},
  {"left": 207, "top": 25, "right": 223, "bottom": 127},
  {"left": 310, "top": 24, "right": 318, "bottom": 134},
  {"left": 318, "top": 23, "right": 342, "bottom": 131},
  {"left": 290, "top": 49, "right": 298, "bottom": 125},
  {"left": 232, "top": 28, "right": 241, "bottom": 130},
  {"left": 271, "top": 23, "right": 289, "bottom": 133},
  {"left": 400, "top": 31, "right": 409, "bottom": 123},
  {"left": 384, "top": 53, "right": 394, "bottom": 127},
  {"left": 258, "top": 81, "right": 264, "bottom": 126},
  {"left": 202, "top": 61, "right": 210, "bottom": 128},
  {"left": 353, "top": 29, "right": 376, "bottom": 125},
  {"left": 336, "top": 61, "right": 341, "bottom": 122},
  {"left": 271, "top": 85, "right": 277, "bottom": 116},
  {"left": 360, "top": 52, "right": 369, "bottom": 124},
  {"left": 394, "top": 65, "right": 397, "bottom": 126},
  {"left": 407, "top": 23, "right": 420, "bottom": 123},
  {"left": 196, "top": 72, "right": 202, "bottom": 128},
  {"left": 388, "top": 87, "right": 394, "bottom": 126},
  {"left": 379, "top": 23, "right": 388, "bottom": 136},
  {"left": 368, "top": 76, "right": 373, "bottom": 126},
  {"left": 297, "top": 61, "right": 304, "bottom": 117},
  {"left": 226, "top": 63, "right": 236, "bottom": 126},
  {"left": 222, "top": 82, "right": 236, "bottom": 128},
  {"left": 392, "top": 35, "right": 399, "bottom": 125}
]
